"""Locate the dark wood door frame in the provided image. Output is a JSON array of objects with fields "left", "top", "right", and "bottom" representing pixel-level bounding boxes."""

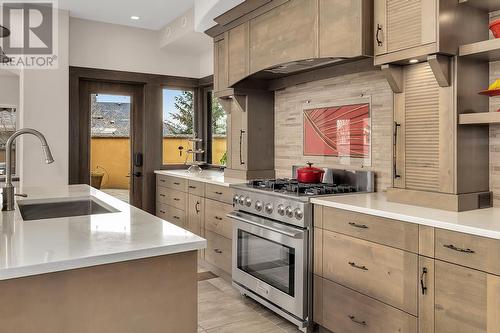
[{"left": 69, "top": 67, "right": 205, "bottom": 213}]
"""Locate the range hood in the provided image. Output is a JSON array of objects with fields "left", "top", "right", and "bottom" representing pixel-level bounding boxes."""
[{"left": 262, "top": 57, "right": 347, "bottom": 74}]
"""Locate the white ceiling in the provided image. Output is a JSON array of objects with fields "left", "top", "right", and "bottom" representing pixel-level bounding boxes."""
[{"left": 59, "top": 0, "right": 195, "bottom": 30}]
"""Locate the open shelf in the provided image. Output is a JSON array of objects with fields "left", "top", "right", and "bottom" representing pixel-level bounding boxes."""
[
  {"left": 459, "top": 38, "right": 500, "bottom": 61},
  {"left": 459, "top": 0, "right": 500, "bottom": 12},
  {"left": 459, "top": 112, "right": 500, "bottom": 125}
]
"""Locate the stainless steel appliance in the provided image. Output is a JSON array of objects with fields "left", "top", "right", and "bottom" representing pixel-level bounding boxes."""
[{"left": 228, "top": 168, "right": 375, "bottom": 332}]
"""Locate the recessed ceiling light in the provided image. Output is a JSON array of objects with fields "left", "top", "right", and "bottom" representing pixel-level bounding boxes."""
[
  {"left": 130, "top": 16, "right": 140, "bottom": 20},
  {"left": 409, "top": 59, "right": 419, "bottom": 64}
]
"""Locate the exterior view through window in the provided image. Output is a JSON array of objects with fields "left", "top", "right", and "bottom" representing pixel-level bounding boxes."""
[
  {"left": 163, "top": 89, "right": 195, "bottom": 165},
  {"left": 210, "top": 93, "right": 227, "bottom": 166},
  {"left": 0, "top": 106, "right": 16, "bottom": 175}
]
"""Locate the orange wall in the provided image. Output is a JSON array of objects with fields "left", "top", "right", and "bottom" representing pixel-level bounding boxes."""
[{"left": 91, "top": 137, "right": 227, "bottom": 189}]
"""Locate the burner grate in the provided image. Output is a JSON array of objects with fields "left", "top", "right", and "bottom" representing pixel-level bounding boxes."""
[{"left": 247, "top": 179, "right": 358, "bottom": 196}]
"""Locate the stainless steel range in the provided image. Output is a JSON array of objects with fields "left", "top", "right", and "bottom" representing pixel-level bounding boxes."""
[{"left": 228, "top": 168, "right": 375, "bottom": 332}]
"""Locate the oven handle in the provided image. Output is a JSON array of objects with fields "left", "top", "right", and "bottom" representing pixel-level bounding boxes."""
[{"left": 227, "top": 211, "right": 304, "bottom": 238}]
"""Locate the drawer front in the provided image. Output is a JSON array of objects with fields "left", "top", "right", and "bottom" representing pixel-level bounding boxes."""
[
  {"left": 205, "top": 199, "right": 234, "bottom": 239},
  {"left": 157, "top": 174, "right": 188, "bottom": 192},
  {"left": 187, "top": 180, "right": 205, "bottom": 197},
  {"left": 322, "top": 231, "right": 418, "bottom": 315},
  {"left": 158, "top": 189, "right": 187, "bottom": 210},
  {"left": 318, "top": 277, "right": 418, "bottom": 333},
  {"left": 156, "top": 203, "right": 186, "bottom": 228},
  {"left": 205, "top": 230, "right": 232, "bottom": 274},
  {"left": 322, "top": 207, "right": 418, "bottom": 252},
  {"left": 435, "top": 229, "right": 500, "bottom": 276},
  {"left": 205, "top": 184, "right": 233, "bottom": 204}
]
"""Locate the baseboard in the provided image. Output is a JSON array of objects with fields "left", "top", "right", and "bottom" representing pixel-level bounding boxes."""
[{"left": 386, "top": 188, "right": 492, "bottom": 212}]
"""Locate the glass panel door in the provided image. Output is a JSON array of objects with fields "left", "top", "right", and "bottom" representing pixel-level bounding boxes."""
[{"left": 237, "top": 230, "right": 295, "bottom": 296}]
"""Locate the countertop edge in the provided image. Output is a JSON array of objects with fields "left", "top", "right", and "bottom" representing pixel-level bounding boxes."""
[
  {"left": 311, "top": 197, "right": 500, "bottom": 240},
  {"left": 0, "top": 239, "right": 207, "bottom": 281},
  {"left": 154, "top": 170, "right": 245, "bottom": 187}
]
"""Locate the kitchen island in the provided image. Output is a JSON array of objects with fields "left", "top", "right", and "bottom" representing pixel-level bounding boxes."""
[{"left": 0, "top": 184, "right": 206, "bottom": 333}]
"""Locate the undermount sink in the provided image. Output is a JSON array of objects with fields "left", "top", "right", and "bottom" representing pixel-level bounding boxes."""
[{"left": 17, "top": 197, "right": 120, "bottom": 221}]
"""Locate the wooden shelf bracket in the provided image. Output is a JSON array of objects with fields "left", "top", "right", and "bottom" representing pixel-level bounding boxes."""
[
  {"left": 381, "top": 64, "right": 404, "bottom": 93},
  {"left": 428, "top": 54, "right": 451, "bottom": 87}
]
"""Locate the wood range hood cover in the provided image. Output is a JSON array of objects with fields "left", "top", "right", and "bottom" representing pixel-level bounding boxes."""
[{"left": 208, "top": 0, "right": 374, "bottom": 94}]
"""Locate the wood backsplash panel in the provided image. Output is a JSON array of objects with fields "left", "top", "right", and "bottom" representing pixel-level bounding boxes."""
[
  {"left": 490, "top": 61, "right": 500, "bottom": 207},
  {"left": 274, "top": 70, "right": 393, "bottom": 192}
]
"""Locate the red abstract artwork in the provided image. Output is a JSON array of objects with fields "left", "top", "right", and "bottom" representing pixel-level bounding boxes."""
[{"left": 303, "top": 103, "right": 370, "bottom": 158}]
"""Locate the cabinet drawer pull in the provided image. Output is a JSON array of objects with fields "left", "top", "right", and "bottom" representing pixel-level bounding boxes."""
[
  {"left": 159, "top": 210, "right": 166, "bottom": 214},
  {"left": 173, "top": 216, "right": 180, "bottom": 220},
  {"left": 159, "top": 194, "right": 165, "bottom": 197},
  {"left": 173, "top": 198, "right": 180, "bottom": 201},
  {"left": 173, "top": 182, "right": 181, "bottom": 185},
  {"left": 348, "top": 315, "right": 367, "bottom": 326},
  {"left": 443, "top": 244, "right": 475, "bottom": 254},
  {"left": 214, "top": 249, "right": 223, "bottom": 254},
  {"left": 160, "top": 179, "right": 166, "bottom": 183},
  {"left": 348, "top": 262, "right": 368, "bottom": 271},
  {"left": 214, "top": 216, "right": 223, "bottom": 221},
  {"left": 214, "top": 191, "right": 223, "bottom": 195},
  {"left": 189, "top": 185, "right": 197, "bottom": 189},
  {"left": 348, "top": 222, "right": 368, "bottom": 229},
  {"left": 420, "top": 267, "right": 428, "bottom": 295}
]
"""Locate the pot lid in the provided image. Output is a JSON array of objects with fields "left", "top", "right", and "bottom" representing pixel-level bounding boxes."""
[{"left": 298, "top": 162, "right": 324, "bottom": 173}]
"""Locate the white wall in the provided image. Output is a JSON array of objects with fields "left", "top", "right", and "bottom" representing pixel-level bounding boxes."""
[
  {"left": 0, "top": 75, "right": 20, "bottom": 106},
  {"left": 194, "top": 0, "right": 245, "bottom": 32},
  {"left": 199, "top": 48, "right": 213, "bottom": 78},
  {"left": 18, "top": 10, "right": 69, "bottom": 186},
  {"left": 69, "top": 18, "right": 202, "bottom": 78}
]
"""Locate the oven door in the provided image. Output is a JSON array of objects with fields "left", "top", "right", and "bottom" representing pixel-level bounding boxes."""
[{"left": 228, "top": 211, "right": 308, "bottom": 319}]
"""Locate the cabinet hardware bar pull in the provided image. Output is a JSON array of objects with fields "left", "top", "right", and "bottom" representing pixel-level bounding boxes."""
[
  {"left": 160, "top": 179, "right": 165, "bottom": 182},
  {"left": 393, "top": 121, "right": 401, "bottom": 179},
  {"left": 348, "top": 262, "right": 368, "bottom": 271},
  {"left": 443, "top": 244, "right": 475, "bottom": 254},
  {"left": 214, "top": 249, "right": 222, "bottom": 254},
  {"left": 195, "top": 201, "right": 200, "bottom": 214},
  {"left": 376, "top": 24, "right": 383, "bottom": 47},
  {"left": 215, "top": 216, "right": 223, "bottom": 221},
  {"left": 420, "top": 267, "right": 428, "bottom": 295},
  {"left": 173, "top": 216, "right": 180, "bottom": 220},
  {"left": 159, "top": 194, "right": 165, "bottom": 197},
  {"left": 348, "top": 315, "right": 367, "bottom": 326},
  {"left": 189, "top": 186, "right": 197, "bottom": 189},
  {"left": 160, "top": 210, "right": 166, "bottom": 214},
  {"left": 348, "top": 222, "right": 368, "bottom": 229},
  {"left": 215, "top": 191, "right": 223, "bottom": 195},
  {"left": 239, "top": 129, "right": 245, "bottom": 165},
  {"left": 173, "top": 182, "right": 181, "bottom": 185},
  {"left": 173, "top": 198, "right": 180, "bottom": 201}
]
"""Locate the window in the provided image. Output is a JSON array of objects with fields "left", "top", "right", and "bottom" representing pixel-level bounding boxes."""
[
  {"left": 0, "top": 106, "right": 16, "bottom": 175},
  {"left": 209, "top": 92, "right": 227, "bottom": 166},
  {"left": 162, "top": 88, "right": 195, "bottom": 165}
]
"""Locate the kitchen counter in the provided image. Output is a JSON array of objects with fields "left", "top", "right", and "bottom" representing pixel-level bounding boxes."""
[
  {"left": 0, "top": 184, "right": 206, "bottom": 280},
  {"left": 312, "top": 192, "right": 500, "bottom": 240},
  {"left": 154, "top": 169, "right": 246, "bottom": 187}
]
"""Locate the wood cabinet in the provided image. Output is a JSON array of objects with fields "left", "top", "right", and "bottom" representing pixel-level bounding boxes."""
[
  {"left": 214, "top": 36, "right": 228, "bottom": 93},
  {"left": 374, "top": 0, "right": 487, "bottom": 65},
  {"left": 187, "top": 194, "right": 204, "bottom": 236},
  {"left": 227, "top": 98, "right": 247, "bottom": 172},
  {"left": 314, "top": 205, "right": 500, "bottom": 333},
  {"left": 227, "top": 22, "right": 249, "bottom": 87}
]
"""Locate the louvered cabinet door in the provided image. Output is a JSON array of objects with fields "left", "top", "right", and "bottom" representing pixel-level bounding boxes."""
[
  {"left": 375, "top": 0, "right": 437, "bottom": 55},
  {"left": 394, "top": 62, "right": 454, "bottom": 193}
]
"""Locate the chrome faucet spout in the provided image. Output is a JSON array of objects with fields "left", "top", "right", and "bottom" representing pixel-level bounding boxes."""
[{"left": 2, "top": 129, "right": 54, "bottom": 211}]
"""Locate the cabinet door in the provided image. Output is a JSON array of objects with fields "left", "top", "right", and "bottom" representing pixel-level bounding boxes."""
[
  {"left": 187, "top": 194, "right": 204, "bottom": 236},
  {"left": 227, "top": 22, "right": 249, "bottom": 86},
  {"left": 214, "top": 37, "right": 227, "bottom": 92},
  {"left": 434, "top": 260, "right": 500, "bottom": 333},
  {"left": 249, "top": 0, "right": 317, "bottom": 74},
  {"left": 394, "top": 62, "right": 454, "bottom": 193},
  {"left": 376, "top": 0, "right": 436, "bottom": 55},
  {"left": 229, "top": 99, "right": 247, "bottom": 171},
  {"left": 419, "top": 257, "right": 435, "bottom": 333}
]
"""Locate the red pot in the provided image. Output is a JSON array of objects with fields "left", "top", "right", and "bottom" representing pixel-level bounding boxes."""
[
  {"left": 490, "top": 19, "right": 500, "bottom": 38},
  {"left": 297, "top": 162, "right": 325, "bottom": 183}
]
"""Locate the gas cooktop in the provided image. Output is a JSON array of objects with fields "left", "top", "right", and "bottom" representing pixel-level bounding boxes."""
[{"left": 247, "top": 179, "right": 358, "bottom": 196}]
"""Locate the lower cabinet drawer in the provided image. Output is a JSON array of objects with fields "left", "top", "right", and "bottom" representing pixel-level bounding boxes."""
[
  {"left": 322, "top": 231, "right": 418, "bottom": 315},
  {"left": 157, "top": 174, "right": 188, "bottom": 192},
  {"left": 205, "top": 183, "right": 233, "bottom": 204},
  {"left": 205, "top": 199, "right": 234, "bottom": 239},
  {"left": 204, "top": 230, "right": 232, "bottom": 274},
  {"left": 317, "top": 276, "right": 417, "bottom": 333},
  {"left": 157, "top": 187, "right": 187, "bottom": 210},
  {"left": 156, "top": 202, "right": 186, "bottom": 228}
]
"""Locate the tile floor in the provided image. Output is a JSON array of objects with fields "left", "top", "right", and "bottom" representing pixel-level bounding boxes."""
[
  {"left": 197, "top": 262, "right": 304, "bottom": 333},
  {"left": 101, "top": 188, "right": 129, "bottom": 203}
]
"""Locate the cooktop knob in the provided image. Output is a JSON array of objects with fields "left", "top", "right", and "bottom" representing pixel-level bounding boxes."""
[
  {"left": 245, "top": 197, "right": 252, "bottom": 207},
  {"left": 294, "top": 208, "right": 303, "bottom": 220},
  {"left": 239, "top": 196, "right": 246, "bottom": 205},
  {"left": 277, "top": 204, "right": 285, "bottom": 216},
  {"left": 285, "top": 206, "right": 294, "bottom": 218},
  {"left": 255, "top": 201, "right": 263, "bottom": 211},
  {"left": 265, "top": 203, "right": 273, "bottom": 214},
  {"left": 233, "top": 195, "right": 240, "bottom": 204}
]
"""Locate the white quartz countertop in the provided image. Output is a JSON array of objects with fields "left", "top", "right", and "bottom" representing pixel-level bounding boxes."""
[
  {"left": 311, "top": 193, "right": 500, "bottom": 240},
  {"left": 0, "top": 185, "right": 206, "bottom": 280},
  {"left": 154, "top": 169, "right": 246, "bottom": 187}
]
